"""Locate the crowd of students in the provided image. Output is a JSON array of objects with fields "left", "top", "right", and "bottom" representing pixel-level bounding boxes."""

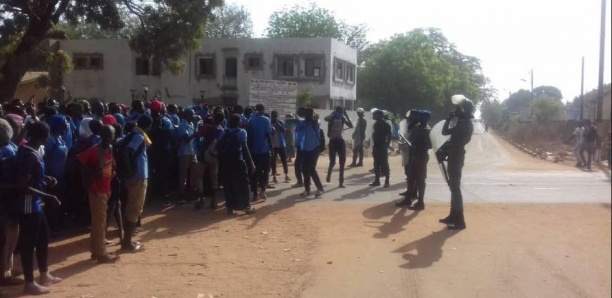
[
  {"left": 0, "top": 97, "right": 371, "bottom": 295},
  {"left": 0, "top": 94, "right": 478, "bottom": 296}
]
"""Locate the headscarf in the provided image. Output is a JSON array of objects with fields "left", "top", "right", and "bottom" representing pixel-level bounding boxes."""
[
  {"left": 149, "top": 100, "right": 163, "bottom": 114},
  {"left": 102, "top": 115, "right": 118, "bottom": 126},
  {"left": 79, "top": 118, "right": 93, "bottom": 139},
  {"left": 47, "top": 114, "right": 67, "bottom": 135}
]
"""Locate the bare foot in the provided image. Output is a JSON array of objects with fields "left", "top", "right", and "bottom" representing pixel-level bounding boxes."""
[
  {"left": 24, "top": 282, "right": 51, "bottom": 295},
  {"left": 39, "top": 272, "right": 62, "bottom": 286}
]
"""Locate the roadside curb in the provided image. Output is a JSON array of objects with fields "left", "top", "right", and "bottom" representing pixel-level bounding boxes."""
[
  {"left": 597, "top": 163, "right": 611, "bottom": 180},
  {"left": 497, "top": 134, "right": 539, "bottom": 158}
]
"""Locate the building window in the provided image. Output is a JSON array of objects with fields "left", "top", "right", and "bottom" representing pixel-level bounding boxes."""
[
  {"left": 135, "top": 58, "right": 150, "bottom": 75},
  {"left": 225, "top": 57, "right": 237, "bottom": 78},
  {"left": 198, "top": 57, "right": 215, "bottom": 77},
  {"left": 152, "top": 59, "right": 162, "bottom": 76},
  {"left": 248, "top": 57, "right": 261, "bottom": 68},
  {"left": 73, "top": 53, "right": 104, "bottom": 70},
  {"left": 244, "top": 53, "right": 263, "bottom": 71},
  {"left": 277, "top": 57, "right": 295, "bottom": 77},
  {"left": 74, "top": 56, "right": 88, "bottom": 69},
  {"left": 346, "top": 64, "right": 355, "bottom": 84},
  {"left": 335, "top": 59, "right": 344, "bottom": 80},
  {"left": 305, "top": 58, "right": 323, "bottom": 77}
]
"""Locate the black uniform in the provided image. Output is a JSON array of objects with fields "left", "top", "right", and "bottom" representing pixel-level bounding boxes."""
[
  {"left": 371, "top": 119, "right": 392, "bottom": 186},
  {"left": 439, "top": 116, "right": 473, "bottom": 227},
  {"left": 406, "top": 123, "right": 432, "bottom": 208}
]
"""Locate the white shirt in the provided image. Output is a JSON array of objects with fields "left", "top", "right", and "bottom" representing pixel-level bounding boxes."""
[{"left": 573, "top": 127, "right": 584, "bottom": 145}]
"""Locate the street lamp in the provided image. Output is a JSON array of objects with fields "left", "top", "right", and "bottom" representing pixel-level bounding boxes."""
[
  {"left": 143, "top": 84, "right": 149, "bottom": 102},
  {"left": 130, "top": 89, "right": 136, "bottom": 101},
  {"left": 199, "top": 90, "right": 206, "bottom": 103}
]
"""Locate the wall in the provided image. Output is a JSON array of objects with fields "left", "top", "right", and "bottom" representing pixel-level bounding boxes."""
[
  {"left": 60, "top": 40, "right": 140, "bottom": 102},
  {"left": 60, "top": 38, "right": 358, "bottom": 109},
  {"left": 13, "top": 81, "right": 48, "bottom": 102},
  {"left": 329, "top": 40, "right": 358, "bottom": 104}
]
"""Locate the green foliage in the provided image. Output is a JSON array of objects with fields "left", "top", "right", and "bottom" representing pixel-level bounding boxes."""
[
  {"left": 503, "top": 89, "right": 533, "bottom": 113},
  {"left": 531, "top": 95, "right": 564, "bottom": 124},
  {"left": 533, "top": 86, "right": 563, "bottom": 101},
  {"left": 297, "top": 90, "right": 314, "bottom": 108},
  {"left": 0, "top": 0, "right": 223, "bottom": 101},
  {"left": 357, "top": 28, "right": 490, "bottom": 117},
  {"left": 266, "top": 3, "right": 368, "bottom": 52},
  {"left": 205, "top": 3, "right": 253, "bottom": 38},
  {"left": 480, "top": 100, "right": 503, "bottom": 127}
]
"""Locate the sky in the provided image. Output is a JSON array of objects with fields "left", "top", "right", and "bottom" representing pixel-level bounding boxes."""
[{"left": 230, "top": 0, "right": 611, "bottom": 103}]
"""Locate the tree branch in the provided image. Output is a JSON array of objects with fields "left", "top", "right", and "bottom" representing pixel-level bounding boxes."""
[
  {"left": 51, "top": 0, "right": 69, "bottom": 23},
  {"left": 123, "top": 0, "right": 146, "bottom": 30}
]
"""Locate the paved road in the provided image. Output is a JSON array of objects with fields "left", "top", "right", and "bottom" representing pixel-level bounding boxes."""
[{"left": 264, "top": 131, "right": 611, "bottom": 205}]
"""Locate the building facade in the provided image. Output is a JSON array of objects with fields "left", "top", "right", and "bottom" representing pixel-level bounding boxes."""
[{"left": 59, "top": 38, "right": 357, "bottom": 109}]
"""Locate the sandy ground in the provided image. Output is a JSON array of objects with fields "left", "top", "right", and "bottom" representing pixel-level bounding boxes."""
[
  {"left": 1, "top": 133, "right": 610, "bottom": 298},
  {"left": 1, "top": 202, "right": 610, "bottom": 298}
]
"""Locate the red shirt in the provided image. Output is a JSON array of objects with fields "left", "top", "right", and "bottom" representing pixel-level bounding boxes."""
[{"left": 77, "top": 144, "right": 114, "bottom": 194}]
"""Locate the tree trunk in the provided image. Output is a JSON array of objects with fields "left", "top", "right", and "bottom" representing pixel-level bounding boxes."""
[{"left": 0, "top": 16, "right": 52, "bottom": 102}]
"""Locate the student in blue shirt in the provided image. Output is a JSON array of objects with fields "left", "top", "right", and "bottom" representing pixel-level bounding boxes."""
[
  {"left": 15, "top": 122, "right": 62, "bottom": 295},
  {"left": 247, "top": 104, "right": 273, "bottom": 202},
  {"left": 176, "top": 109, "right": 197, "bottom": 204},
  {"left": 44, "top": 115, "right": 69, "bottom": 235},
  {"left": 121, "top": 115, "right": 152, "bottom": 252},
  {"left": 270, "top": 110, "right": 290, "bottom": 183},
  {"left": 295, "top": 108, "right": 324, "bottom": 198}
]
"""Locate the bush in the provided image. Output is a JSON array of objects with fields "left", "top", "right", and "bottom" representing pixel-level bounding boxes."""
[{"left": 531, "top": 96, "right": 564, "bottom": 124}]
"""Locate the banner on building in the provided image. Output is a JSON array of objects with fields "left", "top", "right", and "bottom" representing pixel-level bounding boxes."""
[{"left": 249, "top": 79, "right": 297, "bottom": 117}]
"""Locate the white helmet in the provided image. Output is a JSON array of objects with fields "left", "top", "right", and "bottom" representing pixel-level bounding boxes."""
[
  {"left": 356, "top": 108, "right": 365, "bottom": 113},
  {"left": 451, "top": 94, "right": 468, "bottom": 105}
]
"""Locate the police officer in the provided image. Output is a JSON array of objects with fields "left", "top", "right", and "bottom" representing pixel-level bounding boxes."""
[
  {"left": 437, "top": 95, "right": 474, "bottom": 230},
  {"left": 397, "top": 110, "right": 432, "bottom": 209},
  {"left": 369, "top": 109, "right": 392, "bottom": 187},
  {"left": 349, "top": 108, "right": 367, "bottom": 167}
]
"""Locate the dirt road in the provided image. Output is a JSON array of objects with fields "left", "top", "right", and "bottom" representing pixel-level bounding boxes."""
[{"left": 1, "top": 133, "right": 610, "bottom": 298}]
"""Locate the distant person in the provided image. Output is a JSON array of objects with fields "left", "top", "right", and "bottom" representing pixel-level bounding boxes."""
[
  {"left": 247, "top": 104, "right": 273, "bottom": 202},
  {"left": 270, "top": 111, "right": 290, "bottom": 183},
  {"left": 324, "top": 106, "right": 353, "bottom": 188},
  {"left": 565, "top": 122, "right": 585, "bottom": 168},
  {"left": 295, "top": 108, "right": 324, "bottom": 197},
  {"left": 349, "top": 108, "right": 367, "bottom": 167},
  {"left": 369, "top": 109, "right": 392, "bottom": 188},
  {"left": 580, "top": 119, "right": 599, "bottom": 171}
]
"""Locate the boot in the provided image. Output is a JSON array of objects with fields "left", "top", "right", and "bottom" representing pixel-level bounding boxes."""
[
  {"left": 408, "top": 200, "right": 424, "bottom": 210},
  {"left": 369, "top": 177, "right": 380, "bottom": 187},
  {"left": 115, "top": 206, "right": 124, "bottom": 241},
  {"left": 326, "top": 168, "right": 332, "bottom": 183},
  {"left": 395, "top": 198, "right": 412, "bottom": 207},
  {"left": 383, "top": 176, "right": 390, "bottom": 188},
  {"left": 121, "top": 221, "right": 143, "bottom": 252},
  {"left": 448, "top": 212, "right": 466, "bottom": 230},
  {"left": 339, "top": 168, "right": 345, "bottom": 188}
]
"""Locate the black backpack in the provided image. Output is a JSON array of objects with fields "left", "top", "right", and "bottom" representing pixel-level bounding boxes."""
[
  {"left": 583, "top": 126, "right": 598, "bottom": 143},
  {"left": 216, "top": 129, "right": 241, "bottom": 161},
  {"left": 113, "top": 132, "right": 145, "bottom": 180}
]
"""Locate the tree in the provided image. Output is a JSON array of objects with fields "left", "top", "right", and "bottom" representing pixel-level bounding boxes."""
[
  {"left": 56, "top": 9, "right": 140, "bottom": 40},
  {"left": 531, "top": 95, "right": 564, "bottom": 124},
  {"left": 266, "top": 3, "right": 368, "bottom": 52},
  {"left": 357, "top": 28, "right": 490, "bottom": 118},
  {"left": 533, "top": 85, "right": 563, "bottom": 101},
  {"left": 503, "top": 89, "right": 533, "bottom": 114},
  {"left": 0, "top": 0, "right": 223, "bottom": 102},
  {"left": 205, "top": 4, "right": 253, "bottom": 38},
  {"left": 480, "top": 100, "right": 503, "bottom": 127}
]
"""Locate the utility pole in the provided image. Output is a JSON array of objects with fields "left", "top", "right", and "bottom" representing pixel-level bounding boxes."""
[
  {"left": 581, "top": 57, "right": 585, "bottom": 121},
  {"left": 596, "top": 0, "right": 607, "bottom": 122},
  {"left": 530, "top": 69, "right": 534, "bottom": 102}
]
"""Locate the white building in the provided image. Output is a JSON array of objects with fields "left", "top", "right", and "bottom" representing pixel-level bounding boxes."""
[{"left": 58, "top": 38, "right": 357, "bottom": 109}]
